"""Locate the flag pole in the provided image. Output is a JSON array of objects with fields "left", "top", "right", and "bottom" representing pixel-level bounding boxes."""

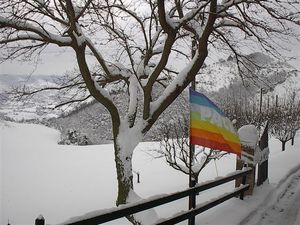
[{"left": 188, "top": 38, "right": 196, "bottom": 225}]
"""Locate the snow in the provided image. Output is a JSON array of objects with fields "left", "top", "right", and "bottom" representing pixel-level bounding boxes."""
[
  {"left": 165, "top": 14, "right": 177, "bottom": 29},
  {"left": 254, "top": 147, "right": 270, "bottom": 165},
  {"left": 221, "top": 0, "right": 244, "bottom": 8},
  {"left": 1, "top": 122, "right": 300, "bottom": 225},
  {"left": 295, "top": 206, "right": 300, "bottom": 225},
  {"left": 1, "top": 122, "right": 118, "bottom": 225},
  {"left": 116, "top": 119, "right": 145, "bottom": 180},
  {"left": 272, "top": 71, "right": 300, "bottom": 98},
  {"left": 150, "top": 52, "right": 200, "bottom": 115},
  {"left": 241, "top": 165, "right": 300, "bottom": 225},
  {"left": 128, "top": 76, "right": 139, "bottom": 117},
  {"left": 215, "top": 19, "right": 241, "bottom": 28},
  {"left": 36, "top": 215, "right": 44, "bottom": 220},
  {"left": 0, "top": 16, "right": 71, "bottom": 44},
  {"left": 192, "top": 156, "right": 207, "bottom": 173},
  {"left": 126, "top": 190, "right": 158, "bottom": 225},
  {"left": 238, "top": 125, "right": 259, "bottom": 148},
  {"left": 35, "top": 0, "right": 45, "bottom": 5}
]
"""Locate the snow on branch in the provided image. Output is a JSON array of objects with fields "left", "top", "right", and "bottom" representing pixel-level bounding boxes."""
[
  {"left": 90, "top": 75, "right": 113, "bottom": 102},
  {"left": 214, "top": 19, "right": 242, "bottom": 28},
  {"left": 220, "top": 0, "right": 246, "bottom": 9},
  {"left": 127, "top": 75, "right": 139, "bottom": 125},
  {"left": 150, "top": 51, "right": 199, "bottom": 115},
  {"left": 0, "top": 16, "right": 72, "bottom": 45}
]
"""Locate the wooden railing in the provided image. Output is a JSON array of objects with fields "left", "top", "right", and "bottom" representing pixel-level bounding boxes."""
[{"left": 33, "top": 168, "right": 252, "bottom": 225}]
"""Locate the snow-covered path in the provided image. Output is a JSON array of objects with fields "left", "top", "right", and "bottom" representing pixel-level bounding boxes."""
[{"left": 243, "top": 168, "right": 300, "bottom": 225}]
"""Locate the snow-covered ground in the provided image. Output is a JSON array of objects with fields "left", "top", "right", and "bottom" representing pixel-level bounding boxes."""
[
  {"left": 1, "top": 122, "right": 300, "bottom": 225},
  {"left": 242, "top": 170, "right": 300, "bottom": 225}
]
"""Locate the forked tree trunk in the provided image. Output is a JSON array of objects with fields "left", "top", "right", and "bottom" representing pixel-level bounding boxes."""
[{"left": 76, "top": 47, "right": 141, "bottom": 224}]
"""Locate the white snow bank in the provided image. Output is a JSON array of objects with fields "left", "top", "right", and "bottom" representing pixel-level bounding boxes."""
[{"left": 1, "top": 122, "right": 118, "bottom": 225}]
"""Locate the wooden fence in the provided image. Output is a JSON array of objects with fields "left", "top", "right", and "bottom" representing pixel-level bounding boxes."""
[{"left": 35, "top": 168, "right": 253, "bottom": 225}]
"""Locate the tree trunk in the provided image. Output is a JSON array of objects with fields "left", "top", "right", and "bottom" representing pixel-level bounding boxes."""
[
  {"left": 114, "top": 143, "right": 133, "bottom": 205},
  {"left": 112, "top": 120, "right": 149, "bottom": 225},
  {"left": 282, "top": 141, "right": 286, "bottom": 151},
  {"left": 115, "top": 149, "right": 141, "bottom": 224},
  {"left": 291, "top": 137, "right": 294, "bottom": 146},
  {"left": 113, "top": 141, "right": 143, "bottom": 225}
]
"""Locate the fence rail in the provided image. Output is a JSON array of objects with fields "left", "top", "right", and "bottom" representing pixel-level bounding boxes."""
[
  {"left": 156, "top": 184, "right": 249, "bottom": 225},
  {"left": 60, "top": 168, "right": 252, "bottom": 225}
]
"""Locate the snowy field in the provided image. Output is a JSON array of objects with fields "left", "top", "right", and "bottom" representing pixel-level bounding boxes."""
[{"left": 1, "top": 121, "right": 300, "bottom": 225}]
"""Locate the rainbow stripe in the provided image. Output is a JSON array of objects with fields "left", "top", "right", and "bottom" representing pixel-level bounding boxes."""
[{"left": 189, "top": 88, "right": 241, "bottom": 156}]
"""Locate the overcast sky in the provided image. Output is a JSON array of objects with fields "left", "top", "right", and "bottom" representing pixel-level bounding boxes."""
[
  {"left": 0, "top": 33, "right": 300, "bottom": 76},
  {"left": 0, "top": 45, "right": 78, "bottom": 76}
]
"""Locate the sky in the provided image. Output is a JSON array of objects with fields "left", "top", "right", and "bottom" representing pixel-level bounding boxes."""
[
  {"left": 1, "top": 38, "right": 300, "bottom": 77},
  {"left": 1, "top": 15, "right": 300, "bottom": 77},
  {"left": 0, "top": 45, "right": 78, "bottom": 76}
]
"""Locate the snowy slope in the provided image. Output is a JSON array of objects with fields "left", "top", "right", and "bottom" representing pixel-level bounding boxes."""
[
  {"left": 1, "top": 122, "right": 300, "bottom": 225},
  {"left": 198, "top": 53, "right": 300, "bottom": 98},
  {"left": 0, "top": 74, "right": 62, "bottom": 120}
]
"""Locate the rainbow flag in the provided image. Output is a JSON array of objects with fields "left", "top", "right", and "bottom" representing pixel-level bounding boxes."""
[{"left": 189, "top": 88, "right": 241, "bottom": 156}]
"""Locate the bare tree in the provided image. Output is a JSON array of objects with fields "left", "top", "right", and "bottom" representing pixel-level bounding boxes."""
[
  {"left": 156, "top": 115, "right": 226, "bottom": 183},
  {"left": 270, "top": 93, "right": 300, "bottom": 151},
  {"left": 1, "top": 0, "right": 300, "bottom": 224}
]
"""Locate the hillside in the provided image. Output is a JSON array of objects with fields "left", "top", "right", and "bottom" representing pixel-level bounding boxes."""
[
  {"left": 198, "top": 52, "right": 300, "bottom": 95},
  {"left": 0, "top": 74, "right": 67, "bottom": 121},
  {"left": 51, "top": 53, "right": 299, "bottom": 144},
  {"left": 0, "top": 52, "right": 299, "bottom": 144}
]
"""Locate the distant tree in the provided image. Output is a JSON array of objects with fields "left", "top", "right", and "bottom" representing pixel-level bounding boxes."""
[
  {"left": 215, "top": 83, "right": 263, "bottom": 129},
  {"left": 1, "top": 1, "right": 300, "bottom": 224},
  {"left": 270, "top": 93, "right": 300, "bottom": 151}
]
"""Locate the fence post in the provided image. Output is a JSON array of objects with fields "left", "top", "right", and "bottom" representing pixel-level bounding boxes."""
[
  {"left": 239, "top": 166, "right": 248, "bottom": 200},
  {"left": 236, "top": 145, "right": 256, "bottom": 197},
  {"left": 35, "top": 215, "right": 45, "bottom": 225},
  {"left": 257, "top": 122, "right": 269, "bottom": 186},
  {"left": 236, "top": 125, "right": 258, "bottom": 197},
  {"left": 188, "top": 142, "right": 196, "bottom": 225}
]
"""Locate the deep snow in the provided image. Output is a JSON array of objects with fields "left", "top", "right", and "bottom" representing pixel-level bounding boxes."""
[{"left": 1, "top": 122, "right": 300, "bottom": 225}]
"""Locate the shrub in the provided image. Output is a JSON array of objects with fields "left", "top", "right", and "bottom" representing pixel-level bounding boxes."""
[{"left": 58, "top": 129, "right": 91, "bottom": 145}]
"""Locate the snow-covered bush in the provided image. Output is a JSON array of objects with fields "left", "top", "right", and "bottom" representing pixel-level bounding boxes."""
[
  {"left": 155, "top": 115, "right": 226, "bottom": 184},
  {"left": 59, "top": 129, "right": 91, "bottom": 146}
]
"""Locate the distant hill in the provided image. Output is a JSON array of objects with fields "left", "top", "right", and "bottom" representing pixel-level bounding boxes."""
[
  {"left": 0, "top": 74, "right": 78, "bottom": 121},
  {"left": 1, "top": 52, "right": 299, "bottom": 144},
  {"left": 198, "top": 52, "right": 299, "bottom": 95}
]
